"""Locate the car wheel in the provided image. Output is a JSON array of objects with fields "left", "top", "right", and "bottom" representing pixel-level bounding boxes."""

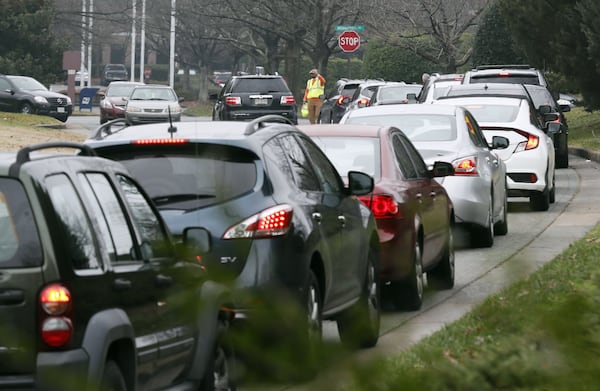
[
  {"left": 494, "top": 191, "right": 508, "bottom": 236},
  {"left": 428, "top": 223, "right": 455, "bottom": 290},
  {"left": 302, "top": 270, "right": 322, "bottom": 371},
  {"left": 336, "top": 247, "right": 381, "bottom": 349},
  {"left": 200, "top": 320, "right": 237, "bottom": 391},
  {"left": 390, "top": 239, "right": 424, "bottom": 311},
  {"left": 472, "top": 197, "right": 494, "bottom": 248},
  {"left": 549, "top": 175, "right": 556, "bottom": 204},
  {"left": 530, "top": 188, "right": 550, "bottom": 211},
  {"left": 19, "top": 102, "right": 34, "bottom": 114},
  {"left": 555, "top": 133, "right": 569, "bottom": 168},
  {"left": 100, "top": 360, "right": 127, "bottom": 391}
]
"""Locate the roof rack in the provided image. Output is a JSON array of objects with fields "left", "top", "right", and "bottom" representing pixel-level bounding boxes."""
[
  {"left": 475, "top": 64, "right": 532, "bottom": 70},
  {"left": 244, "top": 115, "right": 293, "bottom": 136}
]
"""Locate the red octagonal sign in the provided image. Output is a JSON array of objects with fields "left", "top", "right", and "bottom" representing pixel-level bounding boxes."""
[{"left": 339, "top": 30, "right": 360, "bottom": 53}]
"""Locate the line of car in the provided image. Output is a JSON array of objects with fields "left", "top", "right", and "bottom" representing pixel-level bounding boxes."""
[{"left": 0, "top": 64, "right": 574, "bottom": 389}]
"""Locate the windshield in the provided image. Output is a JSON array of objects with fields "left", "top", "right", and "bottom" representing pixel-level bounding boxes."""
[
  {"left": 345, "top": 114, "right": 457, "bottom": 142},
  {"left": 130, "top": 87, "right": 177, "bottom": 101},
  {"left": 458, "top": 104, "right": 519, "bottom": 123},
  {"left": 310, "top": 136, "right": 380, "bottom": 178},
  {"left": 106, "top": 85, "right": 139, "bottom": 97},
  {"left": 9, "top": 76, "right": 47, "bottom": 91}
]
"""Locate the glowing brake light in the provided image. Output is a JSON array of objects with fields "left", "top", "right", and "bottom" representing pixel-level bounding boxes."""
[
  {"left": 132, "top": 138, "right": 189, "bottom": 145},
  {"left": 514, "top": 130, "right": 540, "bottom": 152},
  {"left": 358, "top": 195, "right": 400, "bottom": 218},
  {"left": 336, "top": 96, "right": 350, "bottom": 106},
  {"left": 499, "top": 71, "right": 510, "bottom": 76},
  {"left": 280, "top": 96, "right": 295, "bottom": 105},
  {"left": 40, "top": 284, "right": 73, "bottom": 348},
  {"left": 452, "top": 157, "right": 479, "bottom": 176},
  {"left": 222, "top": 205, "right": 293, "bottom": 239},
  {"left": 225, "top": 96, "right": 242, "bottom": 106},
  {"left": 357, "top": 98, "right": 370, "bottom": 107}
]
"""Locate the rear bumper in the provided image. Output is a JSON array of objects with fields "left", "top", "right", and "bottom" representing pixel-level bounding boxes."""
[{"left": 224, "top": 109, "right": 297, "bottom": 124}]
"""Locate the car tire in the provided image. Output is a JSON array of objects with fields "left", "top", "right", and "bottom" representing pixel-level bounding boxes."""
[
  {"left": 100, "top": 360, "right": 127, "bottom": 391},
  {"left": 19, "top": 102, "right": 34, "bottom": 114},
  {"left": 428, "top": 224, "right": 455, "bottom": 290},
  {"left": 494, "top": 191, "right": 509, "bottom": 236},
  {"left": 336, "top": 248, "right": 381, "bottom": 349},
  {"left": 390, "top": 239, "right": 424, "bottom": 311},
  {"left": 301, "top": 270, "right": 322, "bottom": 373},
  {"left": 555, "top": 133, "right": 569, "bottom": 169},
  {"left": 199, "top": 319, "right": 237, "bottom": 391},
  {"left": 530, "top": 188, "right": 550, "bottom": 211},
  {"left": 472, "top": 197, "right": 494, "bottom": 248}
]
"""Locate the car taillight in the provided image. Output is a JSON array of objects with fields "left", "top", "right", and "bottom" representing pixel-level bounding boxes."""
[
  {"left": 452, "top": 157, "right": 479, "bottom": 176},
  {"left": 280, "top": 96, "right": 295, "bottom": 105},
  {"left": 336, "top": 96, "right": 350, "bottom": 106},
  {"left": 222, "top": 205, "right": 293, "bottom": 239},
  {"left": 514, "top": 130, "right": 539, "bottom": 152},
  {"left": 132, "top": 138, "right": 189, "bottom": 145},
  {"left": 499, "top": 71, "right": 510, "bottom": 76},
  {"left": 358, "top": 194, "right": 400, "bottom": 219},
  {"left": 39, "top": 284, "right": 73, "bottom": 348},
  {"left": 357, "top": 98, "right": 370, "bottom": 107},
  {"left": 225, "top": 96, "right": 242, "bottom": 106}
]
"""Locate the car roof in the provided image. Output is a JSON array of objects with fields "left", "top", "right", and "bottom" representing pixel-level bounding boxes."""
[
  {"left": 434, "top": 95, "right": 524, "bottom": 107},
  {"left": 440, "top": 83, "right": 528, "bottom": 99},
  {"left": 297, "top": 123, "right": 395, "bottom": 138},
  {"left": 344, "top": 102, "right": 461, "bottom": 118}
]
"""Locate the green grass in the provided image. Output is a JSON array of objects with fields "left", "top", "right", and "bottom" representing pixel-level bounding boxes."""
[
  {"left": 0, "top": 112, "right": 61, "bottom": 127},
  {"left": 336, "top": 108, "right": 600, "bottom": 390},
  {"left": 182, "top": 101, "right": 214, "bottom": 117}
]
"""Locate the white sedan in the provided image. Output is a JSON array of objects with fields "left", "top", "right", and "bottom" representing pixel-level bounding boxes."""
[{"left": 434, "top": 96, "right": 556, "bottom": 211}]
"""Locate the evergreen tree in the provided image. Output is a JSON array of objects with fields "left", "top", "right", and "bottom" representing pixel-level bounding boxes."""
[
  {"left": 471, "top": 2, "right": 525, "bottom": 67},
  {"left": 0, "top": 0, "right": 65, "bottom": 84},
  {"left": 362, "top": 39, "right": 436, "bottom": 83}
]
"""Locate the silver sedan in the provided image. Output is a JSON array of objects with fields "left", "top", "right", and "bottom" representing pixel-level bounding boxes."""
[{"left": 340, "top": 103, "right": 510, "bottom": 248}]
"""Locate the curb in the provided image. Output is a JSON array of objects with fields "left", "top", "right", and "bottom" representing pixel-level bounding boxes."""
[{"left": 569, "top": 146, "right": 600, "bottom": 163}]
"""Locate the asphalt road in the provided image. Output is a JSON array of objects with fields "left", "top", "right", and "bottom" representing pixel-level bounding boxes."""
[{"left": 65, "top": 114, "right": 600, "bottom": 390}]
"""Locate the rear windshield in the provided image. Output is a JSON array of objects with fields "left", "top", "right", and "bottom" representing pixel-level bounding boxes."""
[
  {"left": 470, "top": 75, "right": 540, "bottom": 85},
  {"left": 0, "top": 178, "right": 42, "bottom": 268},
  {"left": 345, "top": 114, "right": 457, "bottom": 142},
  {"left": 310, "top": 136, "right": 380, "bottom": 178},
  {"left": 97, "top": 145, "right": 258, "bottom": 210},
  {"left": 459, "top": 104, "right": 520, "bottom": 123},
  {"left": 232, "top": 78, "right": 289, "bottom": 93}
]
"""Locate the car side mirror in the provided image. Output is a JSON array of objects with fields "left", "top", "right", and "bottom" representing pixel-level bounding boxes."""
[
  {"left": 178, "top": 97, "right": 185, "bottom": 103},
  {"left": 491, "top": 135, "right": 509, "bottom": 150},
  {"left": 347, "top": 171, "right": 374, "bottom": 196},
  {"left": 180, "top": 227, "right": 211, "bottom": 255},
  {"left": 543, "top": 112, "right": 560, "bottom": 122},
  {"left": 546, "top": 122, "right": 561, "bottom": 134},
  {"left": 538, "top": 105, "right": 552, "bottom": 115},
  {"left": 559, "top": 104, "right": 571, "bottom": 113},
  {"left": 430, "top": 161, "right": 454, "bottom": 177},
  {"left": 406, "top": 93, "right": 417, "bottom": 103}
]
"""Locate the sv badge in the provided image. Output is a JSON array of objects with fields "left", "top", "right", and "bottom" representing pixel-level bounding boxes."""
[{"left": 220, "top": 257, "right": 237, "bottom": 264}]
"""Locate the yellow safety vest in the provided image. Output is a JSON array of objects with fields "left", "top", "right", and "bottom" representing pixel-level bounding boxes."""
[{"left": 306, "top": 77, "right": 325, "bottom": 100}]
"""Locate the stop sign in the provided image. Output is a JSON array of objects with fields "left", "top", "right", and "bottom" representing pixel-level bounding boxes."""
[{"left": 339, "top": 30, "right": 360, "bottom": 53}]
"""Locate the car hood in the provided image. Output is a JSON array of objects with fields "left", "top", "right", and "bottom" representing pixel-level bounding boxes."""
[
  {"left": 25, "top": 89, "right": 70, "bottom": 100},
  {"left": 127, "top": 100, "right": 179, "bottom": 109}
]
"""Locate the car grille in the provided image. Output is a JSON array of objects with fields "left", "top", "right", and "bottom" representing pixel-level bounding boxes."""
[{"left": 47, "top": 97, "right": 70, "bottom": 107}]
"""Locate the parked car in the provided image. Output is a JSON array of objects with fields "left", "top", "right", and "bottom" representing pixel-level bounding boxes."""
[
  {"left": 0, "top": 74, "right": 73, "bottom": 122},
  {"left": 74, "top": 67, "right": 89, "bottom": 84},
  {"left": 85, "top": 115, "right": 381, "bottom": 366},
  {"left": 344, "top": 79, "right": 388, "bottom": 112},
  {"left": 340, "top": 103, "right": 510, "bottom": 247},
  {"left": 462, "top": 64, "right": 547, "bottom": 86},
  {"left": 98, "top": 81, "right": 145, "bottom": 124},
  {"left": 212, "top": 74, "right": 297, "bottom": 124},
  {"left": 435, "top": 92, "right": 557, "bottom": 211},
  {"left": 417, "top": 73, "right": 464, "bottom": 103},
  {"left": 0, "top": 142, "right": 235, "bottom": 390},
  {"left": 100, "top": 63, "right": 129, "bottom": 86},
  {"left": 318, "top": 78, "right": 365, "bottom": 124},
  {"left": 212, "top": 70, "right": 232, "bottom": 87},
  {"left": 299, "top": 123, "right": 456, "bottom": 310},
  {"left": 442, "top": 82, "right": 570, "bottom": 168},
  {"left": 369, "top": 83, "right": 423, "bottom": 106},
  {"left": 124, "top": 84, "right": 183, "bottom": 124},
  {"left": 557, "top": 92, "right": 577, "bottom": 108}
]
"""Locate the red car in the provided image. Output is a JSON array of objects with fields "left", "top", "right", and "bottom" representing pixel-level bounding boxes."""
[
  {"left": 299, "top": 124, "right": 456, "bottom": 310},
  {"left": 98, "top": 81, "right": 144, "bottom": 124}
]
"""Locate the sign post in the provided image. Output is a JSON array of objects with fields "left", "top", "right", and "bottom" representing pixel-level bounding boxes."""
[{"left": 338, "top": 30, "right": 361, "bottom": 53}]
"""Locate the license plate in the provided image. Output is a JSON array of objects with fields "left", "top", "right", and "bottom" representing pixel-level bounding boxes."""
[
  {"left": 57, "top": 107, "right": 65, "bottom": 113},
  {"left": 254, "top": 98, "right": 268, "bottom": 105}
]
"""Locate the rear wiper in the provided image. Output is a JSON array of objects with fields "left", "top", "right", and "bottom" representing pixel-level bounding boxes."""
[{"left": 152, "top": 193, "right": 215, "bottom": 205}]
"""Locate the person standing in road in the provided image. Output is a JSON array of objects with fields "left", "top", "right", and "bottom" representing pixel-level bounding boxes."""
[{"left": 303, "top": 68, "right": 326, "bottom": 124}]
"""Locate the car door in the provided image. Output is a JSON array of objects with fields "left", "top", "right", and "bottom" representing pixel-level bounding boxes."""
[
  {"left": 295, "top": 134, "right": 365, "bottom": 307},
  {"left": 0, "top": 77, "right": 16, "bottom": 112}
]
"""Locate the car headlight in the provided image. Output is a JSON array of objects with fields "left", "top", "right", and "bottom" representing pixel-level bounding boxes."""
[
  {"left": 166, "top": 105, "right": 181, "bottom": 114},
  {"left": 127, "top": 106, "right": 142, "bottom": 113},
  {"left": 100, "top": 99, "right": 113, "bottom": 109},
  {"left": 65, "top": 97, "right": 72, "bottom": 105},
  {"left": 34, "top": 96, "right": 48, "bottom": 104}
]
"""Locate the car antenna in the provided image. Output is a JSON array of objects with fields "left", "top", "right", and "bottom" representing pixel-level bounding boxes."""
[{"left": 167, "top": 106, "right": 177, "bottom": 137}]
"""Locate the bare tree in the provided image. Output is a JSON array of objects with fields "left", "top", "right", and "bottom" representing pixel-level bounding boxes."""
[{"left": 364, "top": 0, "right": 490, "bottom": 72}]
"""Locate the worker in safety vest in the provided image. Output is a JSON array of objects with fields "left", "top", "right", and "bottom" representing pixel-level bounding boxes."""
[{"left": 303, "top": 68, "right": 326, "bottom": 124}]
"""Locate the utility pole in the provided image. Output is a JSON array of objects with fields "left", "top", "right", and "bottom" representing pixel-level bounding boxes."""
[
  {"left": 87, "top": 0, "right": 93, "bottom": 87},
  {"left": 130, "top": 0, "right": 136, "bottom": 82},
  {"left": 169, "top": 0, "right": 176, "bottom": 87},
  {"left": 139, "top": 0, "right": 146, "bottom": 83},
  {"left": 80, "top": 0, "right": 86, "bottom": 88}
]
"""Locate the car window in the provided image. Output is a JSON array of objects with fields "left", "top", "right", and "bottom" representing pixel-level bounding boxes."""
[
  {"left": 456, "top": 103, "right": 519, "bottom": 123},
  {"left": 346, "top": 114, "right": 457, "bottom": 142},
  {"left": 233, "top": 78, "right": 288, "bottom": 93},
  {"left": 398, "top": 134, "right": 428, "bottom": 178},
  {"left": 106, "top": 85, "right": 138, "bottom": 97},
  {"left": 392, "top": 134, "right": 418, "bottom": 179},
  {"left": 278, "top": 135, "right": 321, "bottom": 191},
  {"left": 470, "top": 75, "right": 540, "bottom": 85},
  {"left": 45, "top": 174, "right": 102, "bottom": 271},
  {"left": 524, "top": 86, "right": 557, "bottom": 110},
  {"left": 310, "top": 136, "right": 380, "bottom": 178},
  {"left": 0, "top": 178, "right": 42, "bottom": 268},
  {"left": 464, "top": 112, "right": 489, "bottom": 148},
  {"left": 295, "top": 135, "right": 344, "bottom": 194},
  {"left": 0, "top": 78, "right": 10, "bottom": 91}
]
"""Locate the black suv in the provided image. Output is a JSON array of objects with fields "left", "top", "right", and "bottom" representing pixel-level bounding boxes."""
[
  {"left": 85, "top": 116, "right": 382, "bottom": 372},
  {"left": 0, "top": 74, "right": 73, "bottom": 122},
  {"left": 0, "top": 142, "right": 235, "bottom": 390},
  {"left": 462, "top": 64, "right": 547, "bottom": 86},
  {"left": 101, "top": 64, "right": 129, "bottom": 86},
  {"left": 212, "top": 74, "right": 298, "bottom": 124}
]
